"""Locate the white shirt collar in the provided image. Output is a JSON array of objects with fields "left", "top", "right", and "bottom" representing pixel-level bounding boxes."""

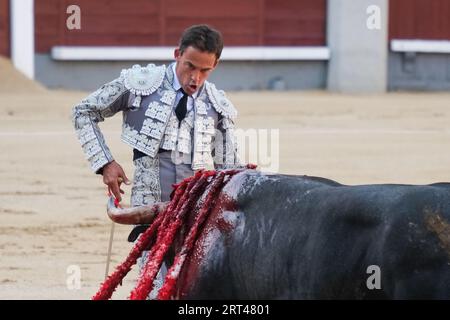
[{"left": 172, "top": 63, "right": 199, "bottom": 99}]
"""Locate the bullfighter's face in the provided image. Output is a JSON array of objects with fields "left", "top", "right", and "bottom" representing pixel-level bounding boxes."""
[{"left": 174, "top": 46, "right": 218, "bottom": 96}]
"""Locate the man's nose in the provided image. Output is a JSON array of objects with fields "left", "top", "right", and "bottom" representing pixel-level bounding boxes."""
[{"left": 191, "top": 70, "right": 200, "bottom": 83}]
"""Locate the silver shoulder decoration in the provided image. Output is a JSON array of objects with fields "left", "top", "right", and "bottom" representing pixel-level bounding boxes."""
[
  {"left": 205, "top": 82, "right": 237, "bottom": 119},
  {"left": 121, "top": 64, "right": 166, "bottom": 108}
]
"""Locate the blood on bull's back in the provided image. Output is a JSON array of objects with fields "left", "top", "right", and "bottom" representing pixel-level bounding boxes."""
[{"left": 177, "top": 171, "right": 450, "bottom": 299}]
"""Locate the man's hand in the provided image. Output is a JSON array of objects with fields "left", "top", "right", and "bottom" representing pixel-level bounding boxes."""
[{"left": 102, "top": 160, "right": 131, "bottom": 202}]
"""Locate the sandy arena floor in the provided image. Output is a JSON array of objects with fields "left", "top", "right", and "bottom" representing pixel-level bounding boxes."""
[{"left": 1, "top": 57, "right": 450, "bottom": 299}]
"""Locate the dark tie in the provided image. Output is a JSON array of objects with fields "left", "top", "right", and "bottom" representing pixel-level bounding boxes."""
[{"left": 175, "top": 89, "right": 188, "bottom": 122}]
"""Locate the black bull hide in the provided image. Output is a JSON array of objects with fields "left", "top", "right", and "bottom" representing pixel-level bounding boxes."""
[{"left": 174, "top": 170, "right": 450, "bottom": 299}]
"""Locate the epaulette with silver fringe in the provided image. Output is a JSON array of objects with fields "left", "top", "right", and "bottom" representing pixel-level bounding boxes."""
[
  {"left": 205, "top": 82, "right": 237, "bottom": 119},
  {"left": 120, "top": 64, "right": 166, "bottom": 108}
]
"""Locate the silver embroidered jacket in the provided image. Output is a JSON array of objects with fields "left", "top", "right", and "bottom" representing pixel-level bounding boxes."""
[{"left": 72, "top": 63, "right": 240, "bottom": 173}]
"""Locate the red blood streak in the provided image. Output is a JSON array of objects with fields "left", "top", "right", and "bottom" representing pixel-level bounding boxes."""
[
  {"left": 175, "top": 179, "right": 241, "bottom": 298},
  {"left": 129, "top": 171, "right": 212, "bottom": 300},
  {"left": 158, "top": 172, "right": 226, "bottom": 299}
]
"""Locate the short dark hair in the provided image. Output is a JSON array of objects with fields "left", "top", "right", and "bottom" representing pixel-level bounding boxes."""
[{"left": 179, "top": 24, "right": 223, "bottom": 60}]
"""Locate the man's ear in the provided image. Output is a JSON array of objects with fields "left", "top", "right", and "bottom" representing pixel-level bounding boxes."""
[
  {"left": 174, "top": 48, "right": 181, "bottom": 60},
  {"left": 213, "top": 58, "right": 219, "bottom": 69}
]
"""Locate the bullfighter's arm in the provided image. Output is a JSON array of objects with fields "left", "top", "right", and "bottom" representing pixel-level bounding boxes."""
[
  {"left": 214, "top": 115, "right": 242, "bottom": 170},
  {"left": 72, "top": 77, "right": 130, "bottom": 173}
]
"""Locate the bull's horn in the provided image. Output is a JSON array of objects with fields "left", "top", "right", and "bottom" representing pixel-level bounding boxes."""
[{"left": 106, "top": 197, "right": 168, "bottom": 225}]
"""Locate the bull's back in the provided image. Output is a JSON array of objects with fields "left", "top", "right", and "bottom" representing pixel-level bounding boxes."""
[{"left": 180, "top": 171, "right": 450, "bottom": 299}]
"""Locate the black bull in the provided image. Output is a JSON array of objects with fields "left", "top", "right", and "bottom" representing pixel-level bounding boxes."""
[{"left": 171, "top": 170, "right": 450, "bottom": 299}]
